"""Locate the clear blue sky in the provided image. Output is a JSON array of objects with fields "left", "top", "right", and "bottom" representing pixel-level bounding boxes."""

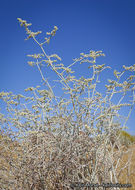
[{"left": 0, "top": 0, "right": 135, "bottom": 135}]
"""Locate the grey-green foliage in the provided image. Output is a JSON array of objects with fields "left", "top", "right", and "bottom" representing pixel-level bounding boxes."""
[{"left": 0, "top": 18, "right": 135, "bottom": 189}]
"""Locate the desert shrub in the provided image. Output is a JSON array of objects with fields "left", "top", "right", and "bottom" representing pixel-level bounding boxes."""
[
  {"left": 0, "top": 18, "right": 135, "bottom": 189},
  {"left": 119, "top": 130, "right": 135, "bottom": 147}
]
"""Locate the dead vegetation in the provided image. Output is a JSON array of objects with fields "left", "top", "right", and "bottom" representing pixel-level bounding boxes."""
[{"left": 0, "top": 130, "right": 135, "bottom": 190}]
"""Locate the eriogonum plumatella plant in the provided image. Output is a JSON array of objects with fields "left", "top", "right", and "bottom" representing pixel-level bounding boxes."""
[{"left": 0, "top": 18, "right": 135, "bottom": 189}]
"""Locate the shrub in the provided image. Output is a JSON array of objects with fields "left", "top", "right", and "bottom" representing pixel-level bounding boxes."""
[
  {"left": 0, "top": 18, "right": 135, "bottom": 189},
  {"left": 119, "top": 130, "right": 135, "bottom": 147}
]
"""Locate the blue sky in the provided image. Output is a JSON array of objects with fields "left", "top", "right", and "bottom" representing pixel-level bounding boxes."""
[{"left": 0, "top": 0, "right": 135, "bottom": 135}]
